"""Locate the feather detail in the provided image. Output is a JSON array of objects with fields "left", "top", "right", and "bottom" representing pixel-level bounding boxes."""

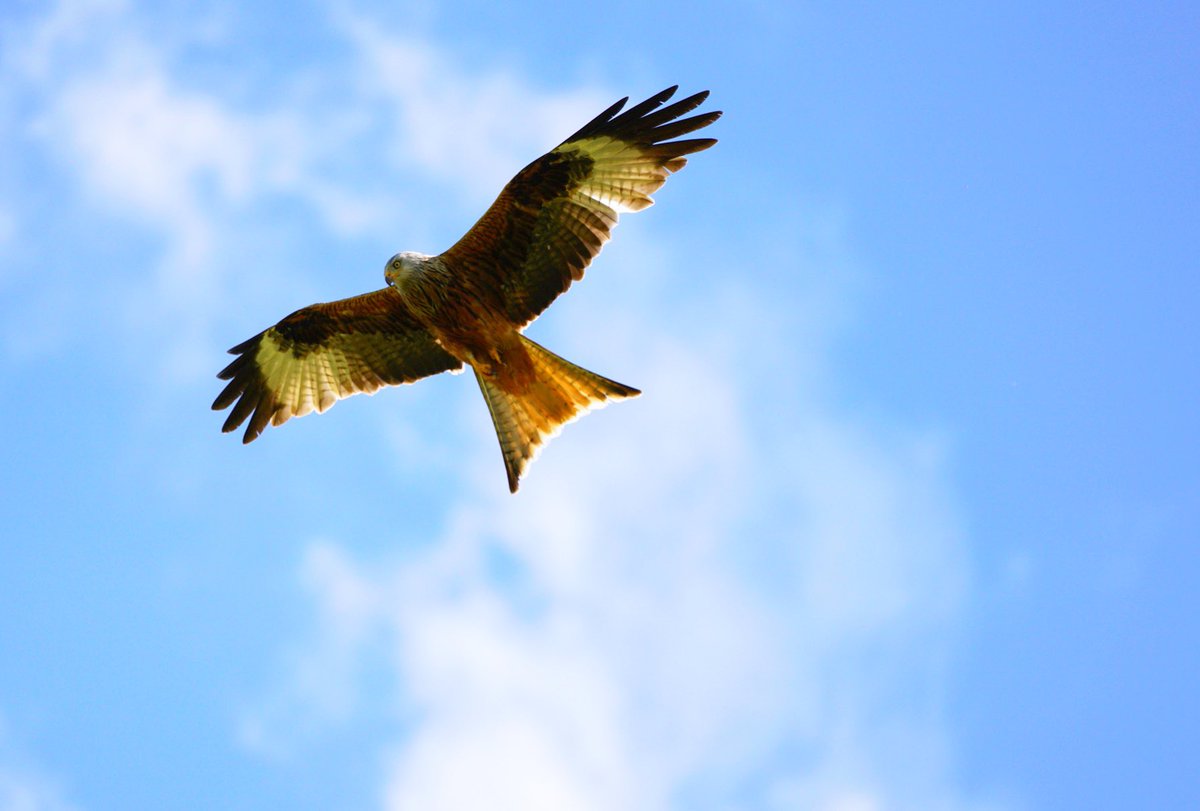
[
  {"left": 213, "top": 288, "right": 461, "bottom": 443},
  {"left": 474, "top": 334, "right": 640, "bottom": 492},
  {"left": 440, "top": 86, "right": 721, "bottom": 326}
]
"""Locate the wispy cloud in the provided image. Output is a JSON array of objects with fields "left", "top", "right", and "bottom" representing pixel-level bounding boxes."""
[
  {"left": 6, "top": 0, "right": 296, "bottom": 376},
  {"left": 2, "top": 0, "right": 613, "bottom": 385},
  {"left": 243, "top": 220, "right": 984, "bottom": 809},
  {"left": 337, "top": 12, "right": 609, "bottom": 206},
  {"left": 6, "top": 5, "right": 987, "bottom": 809}
]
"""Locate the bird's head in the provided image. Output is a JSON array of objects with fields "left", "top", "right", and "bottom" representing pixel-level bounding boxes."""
[{"left": 383, "top": 251, "right": 427, "bottom": 290}]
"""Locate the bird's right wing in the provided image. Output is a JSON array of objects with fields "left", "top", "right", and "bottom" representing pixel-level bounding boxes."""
[
  {"left": 213, "top": 287, "right": 462, "bottom": 443},
  {"left": 439, "top": 86, "right": 721, "bottom": 327}
]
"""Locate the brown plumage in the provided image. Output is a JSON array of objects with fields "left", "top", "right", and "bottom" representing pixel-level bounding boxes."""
[{"left": 214, "top": 86, "right": 720, "bottom": 492}]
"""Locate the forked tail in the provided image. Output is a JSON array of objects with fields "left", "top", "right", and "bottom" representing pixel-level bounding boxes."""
[{"left": 474, "top": 335, "right": 640, "bottom": 492}]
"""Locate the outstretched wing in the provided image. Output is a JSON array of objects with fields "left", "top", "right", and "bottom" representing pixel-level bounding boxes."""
[
  {"left": 439, "top": 86, "right": 721, "bottom": 327},
  {"left": 213, "top": 287, "right": 462, "bottom": 443}
]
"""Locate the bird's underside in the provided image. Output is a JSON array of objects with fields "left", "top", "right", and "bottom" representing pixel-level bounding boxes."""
[{"left": 213, "top": 85, "right": 721, "bottom": 492}]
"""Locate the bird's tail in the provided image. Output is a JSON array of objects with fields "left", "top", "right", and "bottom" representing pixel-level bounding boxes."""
[{"left": 474, "top": 334, "right": 639, "bottom": 492}]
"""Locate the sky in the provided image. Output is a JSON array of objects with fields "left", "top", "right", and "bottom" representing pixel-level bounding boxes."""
[{"left": 0, "top": 1, "right": 1197, "bottom": 810}]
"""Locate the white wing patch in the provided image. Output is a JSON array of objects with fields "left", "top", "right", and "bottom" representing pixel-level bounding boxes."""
[
  {"left": 254, "top": 336, "right": 386, "bottom": 428},
  {"left": 564, "top": 135, "right": 685, "bottom": 213}
]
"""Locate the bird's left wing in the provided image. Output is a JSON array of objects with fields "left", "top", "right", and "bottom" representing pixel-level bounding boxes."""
[
  {"left": 213, "top": 287, "right": 462, "bottom": 443},
  {"left": 439, "top": 86, "right": 721, "bottom": 327}
]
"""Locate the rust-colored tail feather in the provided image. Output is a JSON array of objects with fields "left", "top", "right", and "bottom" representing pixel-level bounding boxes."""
[{"left": 474, "top": 335, "right": 639, "bottom": 492}]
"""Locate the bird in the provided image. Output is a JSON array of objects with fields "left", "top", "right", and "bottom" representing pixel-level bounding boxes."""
[{"left": 213, "top": 86, "right": 720, "bottom": 492}]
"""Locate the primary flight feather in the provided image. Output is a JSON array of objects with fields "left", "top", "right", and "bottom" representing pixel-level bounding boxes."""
[{"left": 214, "top": 86, "right": 721, "bottom": 492}]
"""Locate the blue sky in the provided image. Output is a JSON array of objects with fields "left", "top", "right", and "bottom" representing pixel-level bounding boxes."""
[{"left": 1, "top": 1, "right": 1196, "bottom": 809}]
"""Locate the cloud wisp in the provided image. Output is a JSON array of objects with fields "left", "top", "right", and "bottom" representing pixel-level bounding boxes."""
[
  {"left": 2, "top": 0, "right": 616, "bottom": 387},
  {"left": 244, "top": 237, "right": 978, "bottom": 810},
  {"left": 5, "top": 3, "right": 982, "bottom": 808}
]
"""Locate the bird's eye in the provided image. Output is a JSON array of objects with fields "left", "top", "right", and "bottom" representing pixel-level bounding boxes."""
[{"left": 392, "top": 260, "right": 402, "bottom": 270}]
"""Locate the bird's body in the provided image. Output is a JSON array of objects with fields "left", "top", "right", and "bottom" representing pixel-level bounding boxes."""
[
  {"left": 386, "top": 252, "right": 513, "bottom": 375},
  {"left": 214, "top": 86, "right": 720, "bottom": 491}
]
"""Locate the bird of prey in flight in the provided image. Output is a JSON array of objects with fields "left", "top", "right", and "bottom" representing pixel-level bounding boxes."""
[{"left": 213, "top": 86, "right": 720, "bottom": 492}]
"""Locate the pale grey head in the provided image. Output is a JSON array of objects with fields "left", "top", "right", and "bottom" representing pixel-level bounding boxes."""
[{"left": 383, "top": 251, "right": 431, "bottom": 289}]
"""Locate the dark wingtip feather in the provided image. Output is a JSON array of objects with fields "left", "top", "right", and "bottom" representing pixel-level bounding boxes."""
[
  {"left": 566, "top": 86, "right": 680, "bottom": 145},
  {"left": 216, "top": 357, "right": 245, "bottom": 382},
  {"left": 227, "top": 334, "right": 261, "bottom": 355},
  {"left": 212, "top": 381, "right": 241, "bottom": 411},
  {"left": 638, "top": 90, "right": 711, "bottom": 131},
  {"left": 221, "top": 382, "right": 258, "bottom": 432},
  {"left": 612, "top": 86, "right": 678, "bottom": 127},
  {"left": 565, "top": 87, "right": 719, "bottom": 150},
  {"left": 245, "top": 394, "right": 275, "bottom": 443},
  {"left": 661, "top": 136, "right": 720, "bottom": 155},
  {"left": 562, "top": 94, "right": 630, "bottom": 144},
  {"left": 652, "top": 110, "right": 723, "bottom": 142}
]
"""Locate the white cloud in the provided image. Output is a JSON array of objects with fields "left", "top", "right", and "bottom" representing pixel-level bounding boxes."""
[
  {"left": 339, "top": 13, "right": 609, "bottom": 205},
  {"left": 244, "top": 241, "right": 987, "bottom": 811},
  {"left": 215, "top": 35, "right": 985, "bottom": 795},
  {"left": 236, "top": 541, "right": 384, "bottom": 760},
  {"left": 6, "top": 0, "right": 302, "bottom": 377},
  {"left": 5, "top": 0, "right": 127, "bottom": 82},
  {"left": 7, "top": 5, "right": 990, "bottom": 809},
  {"left": 3, "top": 0, "right": 614, "bottom": 385},
  {"left": 41, "top": 65, "right": 251, "bottom": 238}
]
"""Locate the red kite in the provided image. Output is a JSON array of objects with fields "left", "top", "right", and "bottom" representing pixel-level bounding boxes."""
[{"left": 214, "top": 86, "right": 720, "bottom": 492}]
